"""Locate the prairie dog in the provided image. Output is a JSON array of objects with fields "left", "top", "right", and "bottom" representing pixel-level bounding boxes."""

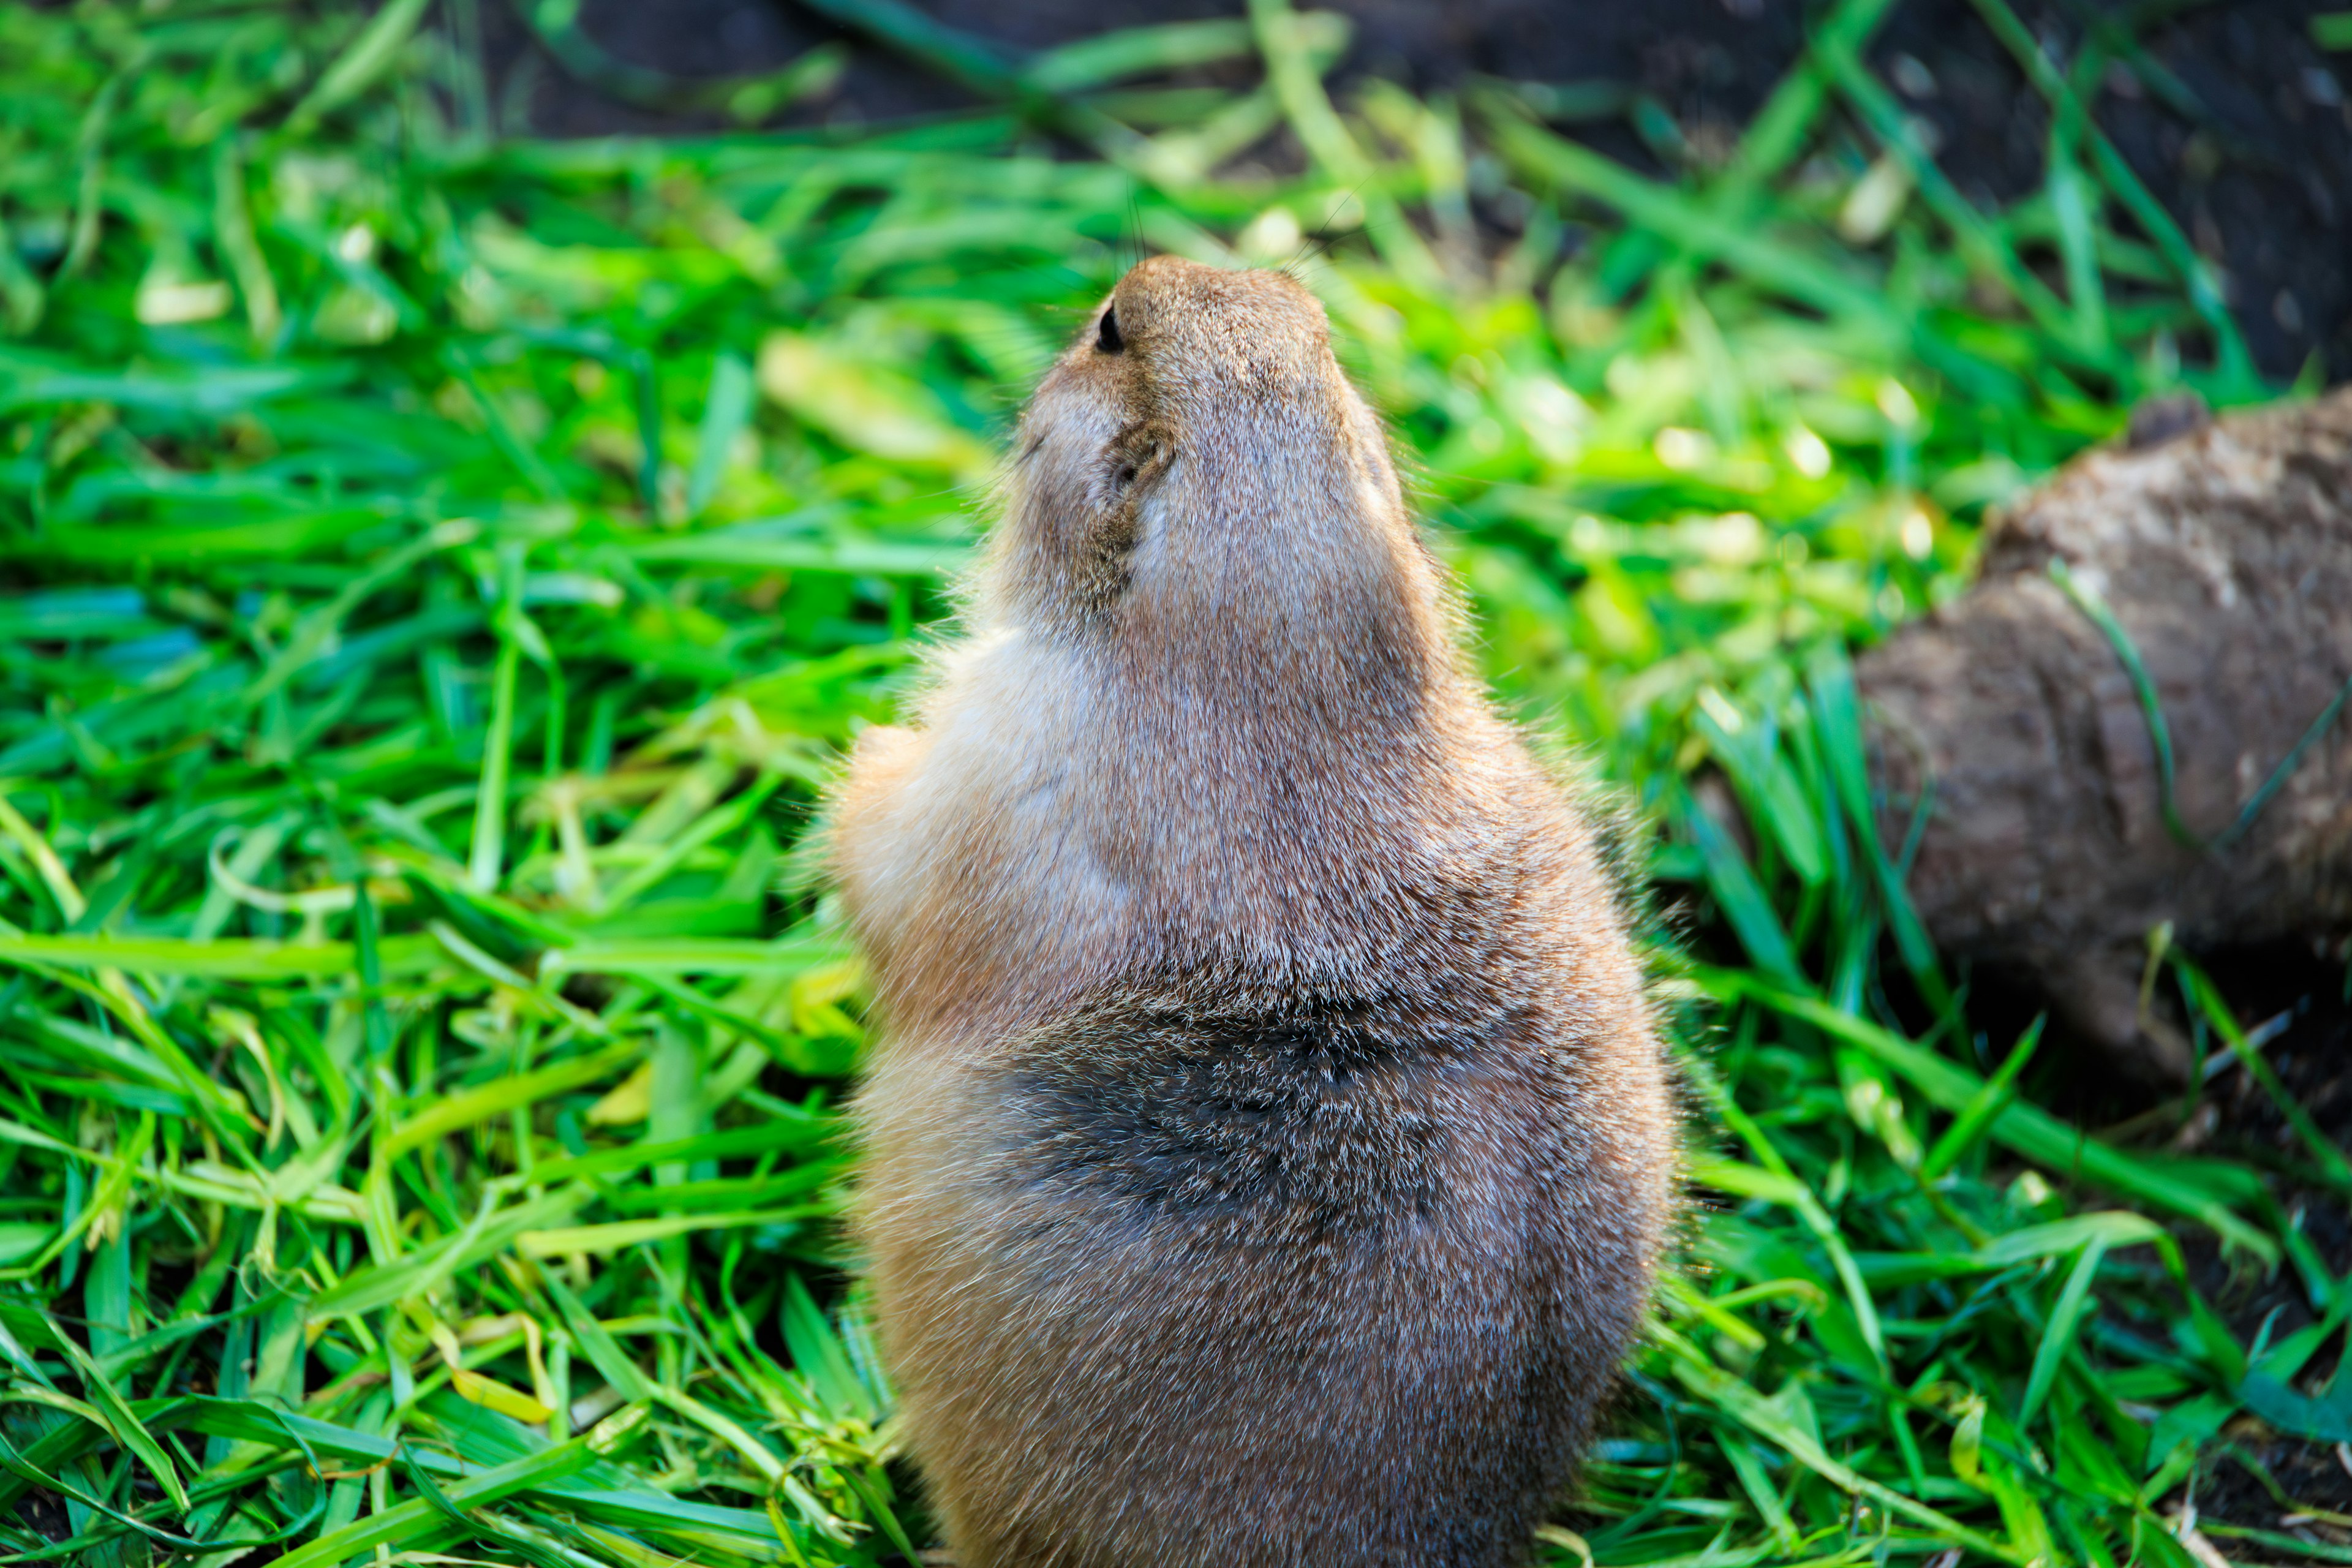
[{"left": 831, "top": 257, "right": 1675, "bottom": 1568}]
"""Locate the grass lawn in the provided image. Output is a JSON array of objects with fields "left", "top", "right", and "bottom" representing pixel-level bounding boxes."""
[{"left": 0, "top": 1, "right": 2339, "bottom": 1564}]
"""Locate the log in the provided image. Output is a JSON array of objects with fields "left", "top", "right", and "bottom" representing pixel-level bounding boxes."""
[{"left": 1859, "top": 387, "right": 2352, "bottom": 1082}]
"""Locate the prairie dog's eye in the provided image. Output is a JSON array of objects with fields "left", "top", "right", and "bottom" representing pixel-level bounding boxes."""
[{"left": 1096, "top": 306, "right": 1123, "bottom": 353}]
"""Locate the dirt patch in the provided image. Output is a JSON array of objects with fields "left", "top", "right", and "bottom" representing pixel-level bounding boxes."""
[{"left": 7, "top": 1488, "right": 72, "bottom": 1546}]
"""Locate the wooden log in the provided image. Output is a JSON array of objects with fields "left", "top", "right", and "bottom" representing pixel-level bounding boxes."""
[{"left": 1859, "top": 388, "right": 2352, "bottom": 1081}]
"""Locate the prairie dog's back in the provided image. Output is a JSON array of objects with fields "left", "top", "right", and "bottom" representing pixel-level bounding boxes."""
[{"left": 832, "top": 257, "right": 1674, "bottom": 1568}]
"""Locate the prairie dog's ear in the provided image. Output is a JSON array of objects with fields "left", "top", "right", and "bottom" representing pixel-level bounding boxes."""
[
  {"left": 1066, "top": 418, "right": 1175, "bottom": 609},
  {"left": 1096, "top": 419, "right": 1176, "bottom": 513}
]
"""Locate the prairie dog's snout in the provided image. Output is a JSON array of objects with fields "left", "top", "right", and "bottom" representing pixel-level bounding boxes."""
[
  {"left": 997, "top": 256, "right": 1422, "bottom": 648},
  {"left": 1094, "top": 255, "right": 1330, "bottom": 365},
  {"left": 831, "top": 254, "right": 1676, "bottom": 1568}
]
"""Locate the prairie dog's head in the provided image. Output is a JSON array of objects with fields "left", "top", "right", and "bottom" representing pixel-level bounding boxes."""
[{"left": 987, "top": 257, "right": 1444, "bottom": 683}]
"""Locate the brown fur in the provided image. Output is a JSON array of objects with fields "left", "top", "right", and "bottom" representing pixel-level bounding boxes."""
[{"left": 829, "top": 257, "right": 1676, "bottom": 1568}]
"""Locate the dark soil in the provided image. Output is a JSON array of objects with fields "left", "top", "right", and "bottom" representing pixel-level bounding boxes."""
[
  {"left": 2196, "top": 942, "right": 2352, "bottom": 1160},
  {"left": 4, "top": 1489, "right": 70, "bottom": 1546},
  {"left": 475, "top": 0, "right": 2351, "bottom": 383}
]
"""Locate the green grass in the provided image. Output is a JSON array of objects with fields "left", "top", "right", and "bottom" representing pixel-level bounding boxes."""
[{"left": 0, "top": 1, "right": 2340, "bottom": 1565}]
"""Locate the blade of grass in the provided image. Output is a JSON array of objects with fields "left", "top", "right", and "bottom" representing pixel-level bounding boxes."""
[
  {"left": 1964, "top": 0, "right": 2258, "bottom": 388},
  {"left": 1920, "top": 1014, "right": 2046, "bottom": 1181},
  {"left": 284, "top": 0, "right": 434, "bottom": 134},
  {"left": 1700, "top": 965, "right": 2277, "bottom": 1261}
]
